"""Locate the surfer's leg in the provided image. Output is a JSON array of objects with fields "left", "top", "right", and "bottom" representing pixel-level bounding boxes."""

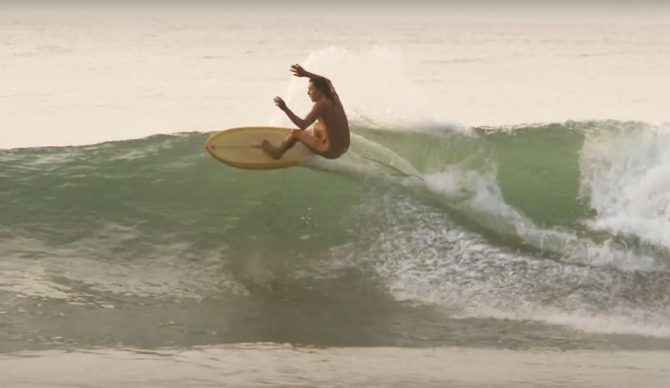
[
  {"left": 261, "top": 133, "right": 298, "bottom": 160},
  {"left": 291, "top": 130, "right": 330, "bottom": 156}
]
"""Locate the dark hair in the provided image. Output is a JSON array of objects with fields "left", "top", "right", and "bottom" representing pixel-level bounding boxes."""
[{"left": 310, "top": 77, "right": 333, "bottom": 100}]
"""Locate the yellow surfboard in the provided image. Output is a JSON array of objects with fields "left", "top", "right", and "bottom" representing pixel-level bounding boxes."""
[{"left": 204, "top": 127, "right": 313, "bottom": 170}]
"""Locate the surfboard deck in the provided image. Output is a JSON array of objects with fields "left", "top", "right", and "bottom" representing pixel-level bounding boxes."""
[{"left": 204, "top": 127, "right": 313, "bottom": 170}]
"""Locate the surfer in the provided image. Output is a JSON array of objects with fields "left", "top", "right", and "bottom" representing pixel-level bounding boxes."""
[{"left": 260, "top": 64, "right": 350, "bottom": 160}]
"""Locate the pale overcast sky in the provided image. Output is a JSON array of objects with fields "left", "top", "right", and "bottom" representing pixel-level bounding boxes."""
[{"left": 3, "top": 0, "right": 668, "bottom": 22}]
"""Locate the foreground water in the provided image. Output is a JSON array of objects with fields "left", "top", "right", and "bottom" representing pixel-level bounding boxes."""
[{"left": 2, "top": 345, "right": 670, "bottom": 388}]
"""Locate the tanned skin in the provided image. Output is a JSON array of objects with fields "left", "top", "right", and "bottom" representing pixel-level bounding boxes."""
[{"left": 261, "top": 64, "right": 350, "bottom": 160}]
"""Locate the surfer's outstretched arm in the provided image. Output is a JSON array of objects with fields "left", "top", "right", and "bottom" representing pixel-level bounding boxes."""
[
  {"left": 274, "top": 97, "right": 325, "bottom": 130},
  {"left": 290, "top": 64, "right": 337, "bottom": 97}
]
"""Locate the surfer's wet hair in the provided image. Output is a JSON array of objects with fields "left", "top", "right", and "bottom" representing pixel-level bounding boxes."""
[{"left": 310, "top": 77, "right": 333, "bottom": 100}]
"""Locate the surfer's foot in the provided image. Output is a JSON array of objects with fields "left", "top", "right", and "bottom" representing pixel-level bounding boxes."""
[{"left": 260, "top": 140, "right": 282, "bottom": 160}]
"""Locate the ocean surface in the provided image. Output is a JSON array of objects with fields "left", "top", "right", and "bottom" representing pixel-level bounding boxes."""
[{"left": 2, "top": 2, "right": 670, "bottom": 387}]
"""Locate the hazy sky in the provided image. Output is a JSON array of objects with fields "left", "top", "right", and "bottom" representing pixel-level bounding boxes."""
[
  {"left": 2, "top": 0, "right": 668, "bottom": 5},
  {"left": 4, "top": 0, "right": 667, "bottom": 23},
  {"left": 2, "top": 0, "right": 667, "bottom": 11}
]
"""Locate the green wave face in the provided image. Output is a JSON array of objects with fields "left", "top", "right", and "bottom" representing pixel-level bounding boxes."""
[
  {"left": 0, "top": 132, "right": 391, "bottom": 256},
  {"left": 356, "top": 123, "right": 592, "bottom": 227},
  {"left": 2, "top": 121, "right": 668, "bottom": 264}
]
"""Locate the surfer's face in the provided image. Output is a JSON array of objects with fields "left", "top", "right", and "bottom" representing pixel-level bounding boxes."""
[{"left": 308, "top": 82, "right": 322, "bottom": 102}]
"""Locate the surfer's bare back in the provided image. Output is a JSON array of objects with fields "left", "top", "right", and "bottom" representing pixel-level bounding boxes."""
[{"left": 261, "top": 64, "right": 350, "bottom": 160}]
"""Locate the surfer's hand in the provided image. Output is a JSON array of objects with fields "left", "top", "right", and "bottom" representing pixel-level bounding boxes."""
[
  {"left": 274, "top": 96, "right": 287, "bottom": 111},
  {"left": 290, "top": 64, "right": 308, "bottom": 77}
]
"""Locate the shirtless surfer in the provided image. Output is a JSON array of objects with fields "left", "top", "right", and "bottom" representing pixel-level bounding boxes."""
[{"left": 261, "top": 64, "right": 350, "bottom": 160}]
